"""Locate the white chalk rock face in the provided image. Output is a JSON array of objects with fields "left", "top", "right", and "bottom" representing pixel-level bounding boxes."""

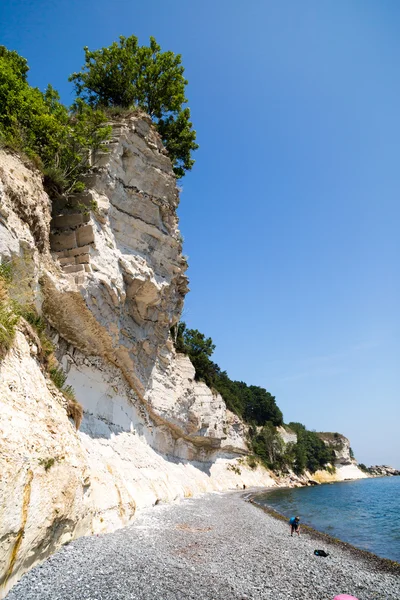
[
  {"left": 0, "top": 333, "right": 275, "bottom": 599},
  {"left": 316, "top": 432, "right": 367, "bottom": 481},
  {"left": 0, "top": 333, "right": 90, "bottom": 598},
  {"left": 146, "top": 352, "right": 249, "bottom": 453},
  {"left": 42, "top": 114, "right": 188, "bottom": 398},
  {"left": 318, "top": 432, "right": 357, "bottom": 465},
  {"left": 42, "top": 114, "right": 244, "bottom": 456},
  {"left": 0, "top": 119, "right": 276, "bottom": 597},
  {"left": 277, "top": 425, "right": 297, "bottom": 445}
]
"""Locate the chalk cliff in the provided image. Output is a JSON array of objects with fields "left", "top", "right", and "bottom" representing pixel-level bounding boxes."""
[
  {"left": 0, "top": 116, "right": 274, "bottom": 598},
  {"left": 0, "top": 115, "right": 366, "bottom": 598},
  {"left": 275, "top": 428, "right": 367, "bottom": 484},
  {"left": 314, "top": 432, "right": 367, "bottom": 483}
]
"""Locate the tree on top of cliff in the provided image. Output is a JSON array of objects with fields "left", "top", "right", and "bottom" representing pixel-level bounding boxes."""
[
  {"left": 0, "top": 46, "right": 29, "bottom": 80},
  {"left": 172, "top": 322, "right": 283, "bottom": 427},
  {"left": 69, "top": 35, "right": 198, "bottom": 178}
]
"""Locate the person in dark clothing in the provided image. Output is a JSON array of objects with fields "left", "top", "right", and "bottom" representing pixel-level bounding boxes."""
[{"left": 289, "top": 515, "right": 300, "bottom": 536}]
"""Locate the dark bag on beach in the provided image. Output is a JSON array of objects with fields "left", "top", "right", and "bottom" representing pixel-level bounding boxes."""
[{"left": 314, "top": 549, "right": 329, "bottom": 557}]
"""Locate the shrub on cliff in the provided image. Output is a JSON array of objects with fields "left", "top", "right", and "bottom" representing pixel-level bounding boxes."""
[
  {"left": 172, "top": 322, "right": 283, "bottom": 426},
  {"left": 0, "top": 46, "right": 111, "bottom": 198},
  {"left": 69, "top": 35, "right": 198, "bottom": 177},
  {"left": 0, "top": 49, "right": 64, "bottom": 163},
  {"left": 250, "top": 422, "right": 285, "bottom": 470},
  {"left": 358, "top": 463, "right": 371, "bottom": 473},
  {"left": 288, "top": 422, "right": 336, "bottom": 474},
  {"left": 173, "top": 322, "right": 220, "bottom": 388}
]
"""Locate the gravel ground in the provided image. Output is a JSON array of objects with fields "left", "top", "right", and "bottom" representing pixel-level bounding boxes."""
[{"left": 6, "top": 491, "right": 400, "bottom": 600}]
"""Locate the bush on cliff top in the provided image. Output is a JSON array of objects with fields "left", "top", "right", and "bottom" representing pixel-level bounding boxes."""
[
  {"left": 69, "top": 35, "right": 198, "bottom": 178},
  {"left": 0, "top": 45, "right": 111, "bottom": 198},
  {"left": 1, "top": 37, "right": 197, "bottom": 191}
]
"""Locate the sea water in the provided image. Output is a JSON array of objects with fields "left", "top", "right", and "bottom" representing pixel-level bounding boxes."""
[{"left": 255, "top": 476, "right": 400, "bottom": 562}]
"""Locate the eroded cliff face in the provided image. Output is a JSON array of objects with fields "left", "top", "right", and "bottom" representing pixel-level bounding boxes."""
[
  {"left": 0, "top": 116, "right": 275, "bottom": 598},
  {"left": 314, "top": 432, "right": 367, "bottom": 483},
  {"left": 44, "top": 113, "right": 188, "bottom": 397},
  {"left": 0, "top": 115, "right": 367, "bottom": 596}
]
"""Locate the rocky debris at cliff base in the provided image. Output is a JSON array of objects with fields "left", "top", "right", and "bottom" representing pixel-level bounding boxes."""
[{"left": 6, "top": 493, "right": 399, "bottom": 600}]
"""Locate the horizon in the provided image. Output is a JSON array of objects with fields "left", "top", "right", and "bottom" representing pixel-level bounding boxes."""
[{"left": 1, "top": 0, "right": 399, "bottom": 468}]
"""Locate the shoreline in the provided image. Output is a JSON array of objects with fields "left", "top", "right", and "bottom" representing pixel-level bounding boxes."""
[
  {"left": 248, "top": 488, "right": 400, "bottom": 575},
  {"left": 6, "top": 490, "right": 400, "bottom": 600}
]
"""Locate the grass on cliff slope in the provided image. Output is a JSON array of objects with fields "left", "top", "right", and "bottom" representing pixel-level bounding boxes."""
[
  {"left": 48, "top": 364, "right": 83, "bottom": 430},
  {"left": 0, "top": 275, "right": 19, "bottom": 354},
  {"left": 0, "top": 262, "right": 21, "bottom": 353},
  {"left": 0, "top": 262, "right": 83, "bottom": 429}
]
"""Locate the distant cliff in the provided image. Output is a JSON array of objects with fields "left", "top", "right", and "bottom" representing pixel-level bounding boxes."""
[
  {"left": 275, "top": 428, "right": 367, "bottom": 484},
  {"left": 364, "top": 465, "right": 400, "bottom": 477}
]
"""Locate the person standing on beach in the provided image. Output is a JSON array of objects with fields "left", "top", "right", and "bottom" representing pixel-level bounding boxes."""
[{"left": 289, "top": 516, "right": 300, "bottom": 536}]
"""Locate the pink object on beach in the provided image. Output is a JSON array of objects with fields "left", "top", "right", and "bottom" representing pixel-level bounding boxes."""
[{"left": 333, "top": 596, "right": 359, "bottom": 600}]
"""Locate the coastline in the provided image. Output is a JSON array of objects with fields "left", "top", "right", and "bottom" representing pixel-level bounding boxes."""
[
  {"left": 248, "top": 488, "right": 400, "bottom": 576},
  {"left": 6, "top": 490, "right": 400, "bottom": 600}
]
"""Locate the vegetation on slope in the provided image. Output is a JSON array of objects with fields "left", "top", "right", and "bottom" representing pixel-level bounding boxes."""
[
  {"left": 0, "top": 263, "right": 19, "bottom": 354},
  {"left": 0, "top": 261, "right": 82, "bottom": 429},
  {"left": 0, "top": 36, "right": 197, "bottom": 200},
  {"left": 358, "top": 463, "right": 372, "bottom": 474},
  {"left": 286, "top": 422, "right": 336, "bottom": 474},
  {"left": 172, "top": 322, "right": 336, "bottom": 475},
  {"left": 0, "top": 46, "right": 111, "bottom": 199}
]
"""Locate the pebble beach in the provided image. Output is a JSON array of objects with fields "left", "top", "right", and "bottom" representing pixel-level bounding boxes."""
[{"left": 6, "top": 491, "right": 400, "bottom": 600}]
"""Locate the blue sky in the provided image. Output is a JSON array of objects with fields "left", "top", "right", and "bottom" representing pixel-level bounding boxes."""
[{"left": 1, "top": 0, "right": 399, "bottom": 467}]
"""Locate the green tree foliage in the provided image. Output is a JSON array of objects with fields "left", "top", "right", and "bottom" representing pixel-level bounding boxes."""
[
  {"left": 157, "top": 108, "right": 196, "bottom": 177},
  {"left": 172, "top": 322, "right": 220, "bottom": 388},
  {"left": 251, "top": 422, "right": 285, "bottom": 470},
  {"left": 42, "top": 95, "right": 111, "bottom": 198},
  {"left": 0, "top": 46, "right": 28, "bottom": 80},
  {"left": 214, "top": 376, "right": 284, "bottom": 426},
  {"left": 172, "top": 322, "right": 283, "bottom": 426},
  {"left": 213, "top": 373, "right": 248, "bottom": 417},
  {"left": 288, "top": 422, "right": 336, "bottom": 474},
  {"left": 287, "top": 422, "right": 306, "bottom": 434},
  {"left": 69, "top": 35, "right": 198, "bottom": 177},
  {"left": 0, "top": 46, "right": 111, "bottom": 198},
  {"left": 358, "top": 463, "right": 371, "bottom": 473},
  {"left": 0, "top": 50, "right": 64, "bottom": 161},
  {"left": 172, "top": 323, "right": 339, "bottom": 475},
  {"left": 243, "top": 385, "right": 283, "bottom": 426},
  {"left": 292, "top": 440, "right": 308, "bottom": 474}
]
